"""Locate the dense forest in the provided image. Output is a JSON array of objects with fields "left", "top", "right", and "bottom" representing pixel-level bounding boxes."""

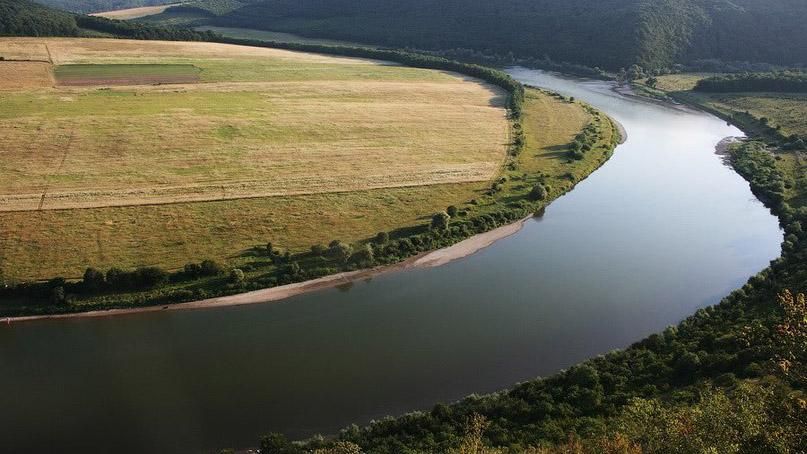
[
  {"left": 143, "top": 0, "right": 807, "bottom": 72},
  {"left": 0, "top": 0, "right": 80, "bottom": 36},
  {"left": 695, "top": 72, "right": 807, "bottom": 93},
  {"left": 28, "top": 0, "right": 807, "bottom": 70}
]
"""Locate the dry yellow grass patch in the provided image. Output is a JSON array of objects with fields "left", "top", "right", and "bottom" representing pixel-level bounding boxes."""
[
  {"left": 0, "top": 62, "right": 54, "bottom": 90},
  {"left": 91, "top": 3, "right": 182, "bottom": 20},
  {"left": 0, "top": 38, "right": 516, "bottom": 280},
  {"left": 0, "top": 38, "right": 507, "bottom": 212},
  {"left": 2, "top": 37, "right": 380, "bottom": 66}
]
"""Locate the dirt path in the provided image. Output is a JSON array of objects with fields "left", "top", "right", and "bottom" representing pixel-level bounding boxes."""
[{"left": 5, "top": 215, "right": 532, "bottom": 323}]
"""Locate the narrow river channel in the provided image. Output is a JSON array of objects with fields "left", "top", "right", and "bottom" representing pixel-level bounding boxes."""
[{"left": 0, "top": 69, "right": 783, "bottom": 453}]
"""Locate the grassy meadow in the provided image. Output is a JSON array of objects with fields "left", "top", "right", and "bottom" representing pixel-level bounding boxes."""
[
  {"left": 0, "top": 37, "right": 512, "bottom": 281},
  {"left": 639, "top": 74, "right": 807, "bottom": 139}
]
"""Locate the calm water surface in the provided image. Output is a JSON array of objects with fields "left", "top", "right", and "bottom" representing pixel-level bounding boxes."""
[{"left": 0, "top": 69, "right": 782, "bottom": 453}]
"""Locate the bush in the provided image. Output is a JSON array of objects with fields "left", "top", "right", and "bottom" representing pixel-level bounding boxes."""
[
  {"left": 446, "top": 205, "right": 459, "bottom": 217},
  {"left": 350, "top": 244, "right": 375, "bottom": 265},
  {"left": 374, "top": 232, "right": 390, "bottom": 244},
  {"left": 311, "top": 244, "right": 327, "bottom": 256},
  {"left": 328, "top": 241, "right": 354, "bottom": 263},
  {"left": 529, "top": 184, "right": 548, "bottom": 201},
  {"left": 50, "top": 286, "right": 66, "bottom": 305},
  {"left": 200, "top": 259, "right": 223, "bottom": 276},
  {"left": 82, "top": 267, "right": 105, "bottom": 293},
  {"left": 430, "top": 212, "right": 451, "bottom": 230},
  {"left": 229, "top": 268, "right": 245, "bottom": 284}
]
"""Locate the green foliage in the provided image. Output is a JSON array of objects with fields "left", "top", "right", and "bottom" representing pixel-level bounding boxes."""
[
  {"left": 610, "top": 381, "right": 805, "bottom": 453},
  {"left": 0, "top": 0, "right": 79, "bottom": 37},
  {"left": 729, "top": 142, "right": 788, "bottom": 207},
  {"left": 75, "top": 15, "right": 218, "bottom": 40},
  {"left": 228, "top": 268, "right": 245, "bottom": 284},
  {"left": 695, "top": 71, "right": 807, "bottom": 93},
  {"left": 529, "top": 184, "right": 548, "bottom": 201},
  {"left": 430, "top": 212, "right": 450, "bottom": 231},
  {"left": 327, "top": 240, "right": 353, "bottom": 263},
  {"left": 198, "top": 0, "right": 807, "bottom": 71}
]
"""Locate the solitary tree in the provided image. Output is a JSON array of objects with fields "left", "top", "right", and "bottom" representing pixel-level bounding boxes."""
[
  {"left": 374, "top": 231, "right": 389, "bottom": 244},
  {"left": 446, "top": 205, "right": 458, "bottom": 217},
  {"left": 229, "top": 268, "right": 245, "bottom": 285},
  {"left": 328, "top": 240, "right": 353, "bottom": 263},
  {"left": 82, "top": 267, "right": 105, "bottom": 293},
  {"left": 311, "top": 244, "right": 327, "bottom": 256},
  {"left": 529, "top": 184, "right": 548, "bottom": 201},
  {"left": 431, "top": 211, "right": 450, "bottom": 230},
  {"left": 50, "top": 286, "right": 66, "bottom": 305},
  {"left": 350, "top": 244, "right": 375, "bottom": 265}
]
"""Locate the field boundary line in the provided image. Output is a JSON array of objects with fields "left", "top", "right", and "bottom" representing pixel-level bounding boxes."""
[
  {"left": 44, "top": 43, "right": 54, "bottom": 65},
  {"left": 38, "top": 130, "right": 75, "bottom": 211}
]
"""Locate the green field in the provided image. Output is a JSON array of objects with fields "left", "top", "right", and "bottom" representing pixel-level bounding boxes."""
[
  {"left": 54, "top": 63, "right": 202, "bottom": 84},
  {"left": 640, "top": 74, "right": 807, "bottom": 139},
  {"left": 0, "top": 37, "right": 512, "bottom": 281}
]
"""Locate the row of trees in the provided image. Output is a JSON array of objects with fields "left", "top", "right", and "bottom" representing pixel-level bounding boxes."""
[{"left": 695, "top": 72, "right": 807, "bottom": 93}]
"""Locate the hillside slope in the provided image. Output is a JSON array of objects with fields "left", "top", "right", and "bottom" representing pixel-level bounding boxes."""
[
  {"left": 0, "top": 0, "right": 80, "bottom": 36},
  {"left": 175, "top": 0, "right": 806, "bottom": 71}
]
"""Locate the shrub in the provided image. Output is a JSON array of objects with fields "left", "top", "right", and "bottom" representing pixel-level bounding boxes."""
[
  {"left": 105, "top": 267, "right": 128, "bottom": 289},
  {"left": 374, "top": 232, "right": 390, "bottom": 244},
  {"left": 431, "top": 211, "right": 451, "bottom": 230},
  {"left": 350, "top": 244, "right": 375, "bottom": 265},
  {"left": 529, "top": 184, "right": 548, "bottom": 201},
  {"left": 311, "top": 244, "right": 327, "bottom": 256},
  {"left": 328, "top": 241, "right": 354, "bottom": 263},
  {"left": 200, "top": 259, "right": 223, "bottom": 276},
  {"left": 82, "top": 267, "right": 105, "bottom": 293},
  {"left": 229, "top": 268, "right": 245, "bottom": 284},
  {"left": 446, "top": 205, "right": 458, "bottom": 217},
  {"left": 50, "top": 286, "right": 66, "bottom": 305},
  {"left": 134, "top": 267, "right": 169, "bottom": 289}
]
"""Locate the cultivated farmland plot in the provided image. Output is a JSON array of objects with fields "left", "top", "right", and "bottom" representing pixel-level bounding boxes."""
[{"left": 0, "top": 38, "right": 510, "bottom": 279}]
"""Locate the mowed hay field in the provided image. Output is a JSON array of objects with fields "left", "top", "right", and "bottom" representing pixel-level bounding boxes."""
[
  {"left": 90, "top": 3, "right": 182, "bottom": 20},
  {"left": 0, "top": 38, "right": 509, "bottom": 280}
]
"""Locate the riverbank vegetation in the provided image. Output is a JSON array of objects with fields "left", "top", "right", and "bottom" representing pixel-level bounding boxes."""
[
  {"left": 246, "top": 84, "right": 807, "bottom": 454},
  {"left": 694, "top": 72, "right": 807, "bottom": 94}
]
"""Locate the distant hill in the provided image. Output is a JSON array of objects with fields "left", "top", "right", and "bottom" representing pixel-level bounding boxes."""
[
  {"left": 157, "top": 0, "right": 806, "bottom": 71},
  {"left": 1, "top": 0, "right": 80, "bottom": 36},
  {"left": 1, "top": 0, "right": 216, "bottom": 40}
]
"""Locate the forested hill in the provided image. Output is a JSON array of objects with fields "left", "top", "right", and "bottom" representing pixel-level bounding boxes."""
[
  {"left": 0, "top": 0, "right": 215, "bottom": 40},
  {"left": 196, "top": 0, "right": 807, "bottom": 71},
  {"left": 0, "top": 0, "right": 80, "bottom": 36}
]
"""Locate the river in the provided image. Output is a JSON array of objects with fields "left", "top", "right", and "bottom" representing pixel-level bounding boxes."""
[{"left": 0, "top": 69, "right": 782, "bottom": 453}]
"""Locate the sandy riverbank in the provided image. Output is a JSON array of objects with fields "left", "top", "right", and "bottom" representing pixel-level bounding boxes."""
[{"left": 5, "top": 216, "right": 532, "bottom": 323}]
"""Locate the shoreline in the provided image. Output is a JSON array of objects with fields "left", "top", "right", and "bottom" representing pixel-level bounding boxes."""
[{"left": 5, "top": 215, "right": 532, "bottom": 324}]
